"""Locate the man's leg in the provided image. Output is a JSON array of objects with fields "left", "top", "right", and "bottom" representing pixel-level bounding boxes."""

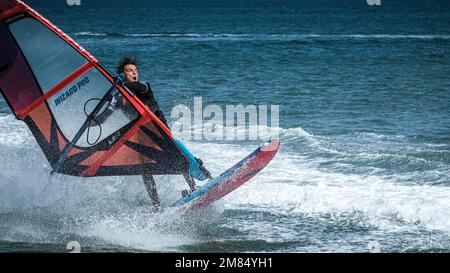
[
  {"left": 142, "top": 174, "right": 161, "bottom": 211},
  {"left": 183, "top": 173, "right": 198, "bottom": 192}
]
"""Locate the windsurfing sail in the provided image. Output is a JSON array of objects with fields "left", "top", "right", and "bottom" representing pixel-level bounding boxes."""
[{"left": 0, "top": 0, "right": 189, "bottom": 177}]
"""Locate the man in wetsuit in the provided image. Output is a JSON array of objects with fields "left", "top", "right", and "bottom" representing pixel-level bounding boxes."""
[{"left": 115, "top": 57, "right": 211, "bottom": 211}]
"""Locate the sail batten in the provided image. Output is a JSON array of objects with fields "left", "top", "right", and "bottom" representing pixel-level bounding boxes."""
[{"left": 17, "top": 62, "right": 93, "bottom": 119}]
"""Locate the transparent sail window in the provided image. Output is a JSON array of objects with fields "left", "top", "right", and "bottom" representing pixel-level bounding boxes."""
[
  {"left": 48, "top": 68, "right": 139, "bottom": 147},
  {"left": 9, "top": 17, "right": 87, "bottom": 93}
]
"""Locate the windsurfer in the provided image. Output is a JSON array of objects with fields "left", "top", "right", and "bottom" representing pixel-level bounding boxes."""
[{"left": 115, "top": 57, "right": 210, "bottom": 211}]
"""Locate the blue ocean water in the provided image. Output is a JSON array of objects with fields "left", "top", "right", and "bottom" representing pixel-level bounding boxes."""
[{"left": 0, "top": 0, "right": 449, "bottom": 252}]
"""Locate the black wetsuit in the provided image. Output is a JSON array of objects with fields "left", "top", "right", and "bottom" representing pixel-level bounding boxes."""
[
  {"left": 125, "top": 81, "right": 166, "bottom": 211},
  {"left": 124, "top": 81, "right": 168, "bottom": 126}
]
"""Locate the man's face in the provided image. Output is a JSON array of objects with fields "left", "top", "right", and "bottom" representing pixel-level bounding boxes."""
[{"left": 123, "top": 64, "right": 138, "bottom": 83}]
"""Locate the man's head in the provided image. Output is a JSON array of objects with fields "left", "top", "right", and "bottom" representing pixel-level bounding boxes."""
[{"left": 116, "top": 57, "right": 139, "bottom": 83}]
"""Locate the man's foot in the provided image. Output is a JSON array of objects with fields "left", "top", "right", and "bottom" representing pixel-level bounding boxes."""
[
  {"left": 153, "top": 203, "right": 161, "bottom": 213},
  {"left": 181, "top": 183, "right": 200, "bottom": 198}
]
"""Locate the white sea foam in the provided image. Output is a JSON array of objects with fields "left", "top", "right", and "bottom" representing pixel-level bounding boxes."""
[
  {"left": 0, "top": 113, "right": 449, "bottom": 251},
  {"left": 73, "top": 32, "right": 450, "bottom": 41}
]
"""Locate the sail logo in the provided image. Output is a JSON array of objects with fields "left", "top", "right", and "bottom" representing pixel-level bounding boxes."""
[
  {"left": 54, "top": 76, "right": 89, "bottom": 106},
  {"left": 67, "top": 0, "right": 81, "bottom": 6},
  {"left": 367, "top": 0, "right": 381, "bottom": 5}
]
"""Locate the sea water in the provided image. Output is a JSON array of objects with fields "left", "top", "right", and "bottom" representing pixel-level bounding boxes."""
[{"left": 0, "top": 0, "right": 449, "bottom": 252}]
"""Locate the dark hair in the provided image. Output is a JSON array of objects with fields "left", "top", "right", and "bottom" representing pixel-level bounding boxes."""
[{"left": 115, "top": 56, "right": 138, "bottom": 74}]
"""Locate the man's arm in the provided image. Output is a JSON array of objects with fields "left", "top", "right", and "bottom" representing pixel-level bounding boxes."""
[
  {"left": 123, "top": 81, "right": 169, "bottom": 127},
  {"left": 144, "top": 82, "right": 169, "bottom": 127},
  {"left": 88, "top": 91, "right": 121, "bottom": 125}
]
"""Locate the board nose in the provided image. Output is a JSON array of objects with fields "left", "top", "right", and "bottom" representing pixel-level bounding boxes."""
[{"left": 261, "top": 139, "right": 280, "bottom": 152}]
